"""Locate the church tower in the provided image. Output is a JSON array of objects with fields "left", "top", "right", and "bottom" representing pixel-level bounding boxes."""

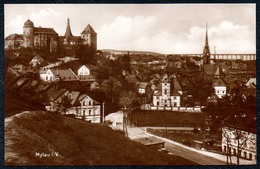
[
  {"left": 203, "top": 22, "right": 211, "bottom": 65},
  {"left": 23, "top": 19, "right": 34, "bottom": 48},
  {"left": 64, "top": 18, "right": 73, "bottom": 44}
]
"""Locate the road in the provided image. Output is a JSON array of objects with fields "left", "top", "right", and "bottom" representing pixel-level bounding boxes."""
[{"left": 165, "top": 142, "right": 226, "bottom": 165}]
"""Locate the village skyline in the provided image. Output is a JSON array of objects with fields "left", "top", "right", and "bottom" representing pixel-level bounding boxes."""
[{"left": 4, "top": 4, "right": 256, "bottom": 54}]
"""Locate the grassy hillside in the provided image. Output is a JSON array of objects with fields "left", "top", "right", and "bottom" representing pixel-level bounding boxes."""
[{"left": 5, "top": 111, "right": 197, "bottom": 166}]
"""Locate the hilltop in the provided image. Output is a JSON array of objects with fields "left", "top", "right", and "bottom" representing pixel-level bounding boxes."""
[{"left": 5, "top": 111, "right": 197, "bottom": 166}]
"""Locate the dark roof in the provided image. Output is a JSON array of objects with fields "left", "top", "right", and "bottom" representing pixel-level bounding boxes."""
[
  {"left": 51, "top": 69, "right": 78, "bottom": 81},
  {"left": 5, "top": 33, "right": 24, "bottom": 40},
  {"left": 240, "top": 88, "right": 256, "bottom": 97},
  {"left": 46, "top": 87, "right": 67, "bottom": 102},
  {"left": 213, "top": 78, "right": 226, "bottom": 87},
  {"left": 172, "top": 77, "right": 182, "bottom": 91},
  {"left": 24, "top": 19, "right": 34, "bottom": 28},
  {"left": 204, "top": 64, "right": 228, "bottom": 76},
  {"left": 134, "top": 136, "right": 165, "bottom": 146},
  {"left": 171, "top": 90, "right": 181, "bottom": 96},
  {"left": 34, "top": 27, "right": 58, "bottom": 35},
  {"left": 81, "top": 24, "right": 96, "bottom": 34}
]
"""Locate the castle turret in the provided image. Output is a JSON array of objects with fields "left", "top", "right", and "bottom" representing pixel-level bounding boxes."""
[
  {"left": 23, "top": 19, "right": 34, "bottom": 48},
  {"left": 81, "top": 24, "right": 97, "bottom": 53},
  {"left": 203, "top": 22, "right": 211, "bottom": 65}
]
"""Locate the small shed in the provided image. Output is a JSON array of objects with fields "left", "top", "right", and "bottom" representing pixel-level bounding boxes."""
[{"left": 134, "top": 137, "right": 165, "bottom": 150}]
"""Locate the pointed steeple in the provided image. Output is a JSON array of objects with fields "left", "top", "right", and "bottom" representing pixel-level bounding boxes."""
[
  {"left": 203, "top": 22, "right": 211, "bottom": 65},
  {"left": 205, "top": 22, "right": 209, "bottom": 47},
  {"left": 64, "top": 18, "right": 73, "bottom": 39}
]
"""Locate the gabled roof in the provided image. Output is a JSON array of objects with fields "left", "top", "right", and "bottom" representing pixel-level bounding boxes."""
[
  {"left": 46, "top": 87, "right": 67, "bottom": 102},
  {"left": 34, "top": 27, "right": 58, "bottom": 35},
  {"left": 246, "top": 78, "right": 256, "bottom": 87},
  {"left": 204, "top": 64, "right": 228, "bottom": 76},
  {"left": 153, "top": 91, "right": 162, "bottom": 96},
  {"left": 30, "top": 54, "right": 45, "bottom": 63},
  {"left": 81, "top": 24, "right": 96, "bottom": 34},
  {"left": 5, "top": 33, "right": 23, "bottom": 40},
  {"left": 58, "top": 60, "right": 95, "bottom": 74},
  {"left": 76, "top": 93, "right": 100, "bottom": 105},
  {"left": 172, "top": 77, "right": 182, "bottom": 91},
  {"left": 138, "top": 82, "right": 148, "bottom": 89},
  {"left": 171, "top": 90, "right": 181, "bottom": 96},
  {"left": 154, "top": 83, "right": 162, "bottom": 91},
  {"left": 213, "top": 78, "right": 226, "bottom": 87},
  {"left": 51, "top": 68, "right": 78, "bottom": 81}
]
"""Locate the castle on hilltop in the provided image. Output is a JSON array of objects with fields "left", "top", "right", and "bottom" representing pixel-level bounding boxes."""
[{"left": 5, "top": 18, "right": 97, "bottom": 54}]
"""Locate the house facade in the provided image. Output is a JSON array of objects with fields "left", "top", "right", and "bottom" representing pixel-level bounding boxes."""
[
  {"left": 222, "top": 126, "right": 256, "bottom": 161},
  {"left": 213, "top": 78, "right": 227, "bottom": 98},
  {"left": 152, "top": 74, "right": 182, "bottom": 108},
  {"left": 77, "top": 65, "right": 90, "bottom": 76}
]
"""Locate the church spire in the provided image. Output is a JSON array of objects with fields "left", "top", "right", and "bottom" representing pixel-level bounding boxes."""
[
  {"left": 205, "top": 22, "right": 209, "bottom": 47},
  {"left": 64, "top": 18, "right": 73, "bottom": 39},
  {"left": 203, "top": 22, "right": 211, "bottom": 65}
]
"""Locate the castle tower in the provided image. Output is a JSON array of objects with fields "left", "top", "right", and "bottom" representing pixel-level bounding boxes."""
[
  {"left": 23, "top": 19, "right": 34, "bottom": 48},
  {"left": 81, "top": 24, "right": 97, "bottom": 53},
  {"left": 203, "top": 22, "right": 211, "bottom": 64},
  {"left": 64, "top": 18, "right": 73, "bottom": 44}
]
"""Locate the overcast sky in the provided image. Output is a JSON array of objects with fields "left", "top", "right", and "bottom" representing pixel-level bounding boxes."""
[{"left": 4, "top": 4, "right": 256, "bottom": 54}]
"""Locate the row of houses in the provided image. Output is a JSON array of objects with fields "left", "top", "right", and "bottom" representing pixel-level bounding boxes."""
[
  {"left": 6, "top": 65, "right": 103, "bottom": 123},
  {"left": 45, "top": 87, "right": 103, "bottom": 123}
]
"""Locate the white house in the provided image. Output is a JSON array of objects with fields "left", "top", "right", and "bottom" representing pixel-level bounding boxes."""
[
  {"left": 138, "top": 82, "right": 148, "bottom": 94},
  {"left": 213, "top": 78, "right": 227, "bottom": 98},
  {"left": 39, "top": 68, "right": 78, "bottom": 82},
  {"left": 75, "top": 94, "right": 101, "bottom": 123},
  {"left": 152, "top": 74, "right": 182, "bottom": 107},
  {"left": 222, "top": 126, "right": 256, "bottom": 162},
  {"left": 29, "top": 54, "right": 45, "bottom": 67},
  {"left": 78, "top": 65, "right": 90, "bottom": 76},
  {"left": 39, "top": 69, "right": 59, "bottom": 82}
]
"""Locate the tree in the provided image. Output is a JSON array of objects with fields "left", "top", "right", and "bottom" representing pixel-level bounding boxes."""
[
  {"left": 119, "top": 90, "right": 139, "bottom": 137},
  {"left": 57, "top": 95, "right": 73, "bottom": 114},
  {"left": 206, "top": 91, "right": 256, "bottom": 165}
]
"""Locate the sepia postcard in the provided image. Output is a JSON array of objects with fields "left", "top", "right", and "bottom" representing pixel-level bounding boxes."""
[{"left": 3, "top": 3, "right": 257, "bottom": 167}]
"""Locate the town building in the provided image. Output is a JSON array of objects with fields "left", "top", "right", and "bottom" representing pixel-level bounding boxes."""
[
  {"left": 222, "top": 126, "right": 256, "bottom": 161},
  {"left": 152, "top": 74, "right": 182, "bottom": 108},
  {"left": 212, "top": 78, "right": 227, "bottom": 98},
  {"left": 5, "top": 19, "right": 59, "bottom": 52}
]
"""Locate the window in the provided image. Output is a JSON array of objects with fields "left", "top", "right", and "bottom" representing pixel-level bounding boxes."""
[
  {"left": 89, "top": 101, "right": 91, "bottom": 105},
  {"left": 89, "top": 110, "right": 91, "bottom": 115},
  {"left": 164, "top": 90, "right": 167, "bottom": 95},
  {"left": 46, "top": 76, "right": 48, "bottom": 81}
]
